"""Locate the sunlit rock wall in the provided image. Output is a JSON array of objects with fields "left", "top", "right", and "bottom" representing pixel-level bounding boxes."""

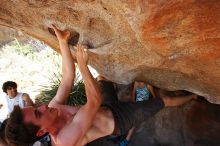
[{"left": 0, "top": 0, "right": 219, "bottom": 103}]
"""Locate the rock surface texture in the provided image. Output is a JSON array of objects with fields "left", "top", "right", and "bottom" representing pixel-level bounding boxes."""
[
  {"left": 0, "top": 26, "right": 27, "bottom": 45},
  {"left": 0, "top": 0, "right": 219, "bottom": 103}
]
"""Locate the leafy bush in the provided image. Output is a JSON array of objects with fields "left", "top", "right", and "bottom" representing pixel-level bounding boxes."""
[{"left": 35, "top": 70, "right": 87, "bottom": 106}]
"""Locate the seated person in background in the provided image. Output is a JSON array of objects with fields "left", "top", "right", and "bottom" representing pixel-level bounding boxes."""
[
  {"left": 132, "top": 81, "right": 156, "bottom": 102},
  {"left": 5, "top": 25, "right": 197, "bottom": 146},
  {"left": 118, "top": 82, "right": 156, "bottom": 146},
  {"left": 0, "top": 81, "right": 34, "bottom": 123},
  {"left": 1, "top": 81, "right": 34, "bottom": 109}
]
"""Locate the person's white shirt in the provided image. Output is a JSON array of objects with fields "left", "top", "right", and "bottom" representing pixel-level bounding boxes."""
[
  {"left": 0, "top": 93, "right": 8, "bottom": 123},
  {"left": 0, "top": 92, "right": 25, "bottom": 122}
]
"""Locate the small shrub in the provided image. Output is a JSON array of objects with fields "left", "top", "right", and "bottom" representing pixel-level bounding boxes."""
[{"left": 35, "top": 71, "right": 86, "bottom": 106}]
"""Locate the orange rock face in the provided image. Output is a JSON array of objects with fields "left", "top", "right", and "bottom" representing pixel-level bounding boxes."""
[{"left": 0, "top": 0, "right": 219, "bottom": 103}]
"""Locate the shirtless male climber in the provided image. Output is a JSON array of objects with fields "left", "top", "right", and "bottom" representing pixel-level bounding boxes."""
[{"left": 5, "top": 25, "right": 196, "bottom": 146}]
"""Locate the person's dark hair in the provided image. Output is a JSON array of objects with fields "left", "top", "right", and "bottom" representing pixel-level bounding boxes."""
[
  {"left": 5, "top": 106, "right": 40, "bottom": 146},
  {"left": 2, "top": 81, "right": 17, "bottom": 93},
  {"left": 0, "top": 119, "right": 8, "bottom": 145}
]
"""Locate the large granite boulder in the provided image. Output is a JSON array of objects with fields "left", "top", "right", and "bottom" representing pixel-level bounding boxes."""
[{"left": 0, "top": 0, "right": 219, "bottom": 103}]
